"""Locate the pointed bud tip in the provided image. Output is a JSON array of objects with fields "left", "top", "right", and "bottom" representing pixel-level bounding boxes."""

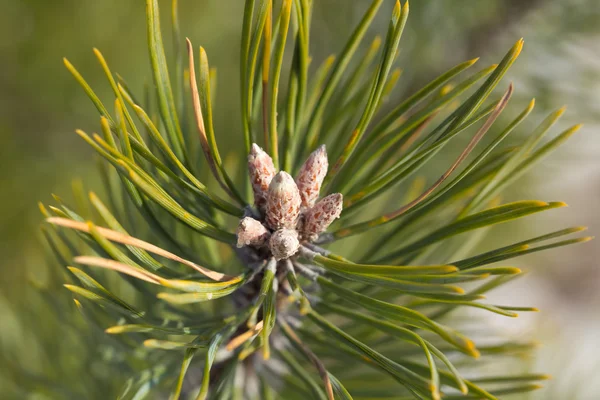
[
  {"left": 272, "top": 170, "right": 294, "bottom": 185},
  {"left": 250, "top": 143, "right": 263, "bottom": 155},
  {"left": 306, "top": 145, "right": 327, "bottom": 161},
  {"left": 329, "top": 193, "right": 343, "bottom": 202}
]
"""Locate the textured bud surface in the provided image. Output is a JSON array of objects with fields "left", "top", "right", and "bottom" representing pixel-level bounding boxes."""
[
  {"left": 269, "top": 229, "right": 300, "bottom": 260},
  {"left": 303, "top": 193, "right": 343, "bottom": 240},
  {"left": 236, "top": 217, "right": 270, "bottom": 248},
  {"left": 296, "top": 145, "right": 328, "bottom": 208},
  {"left": 248, "top": 143, "right": 276, "bottom": 212},
  {"left": 265, "top": 171, "right": 301, "bottom": 230}
]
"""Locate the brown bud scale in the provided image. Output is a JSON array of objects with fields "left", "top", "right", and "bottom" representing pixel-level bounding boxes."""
[
  {"left": 265, "top": 171, "right": 301, "bottom": 230},
  {"left": 269, "top": 229, "right": 300, "bottom": 260},
  {"left": 236, "top": 217, "right": 270, "bottom": 248},
  {"left": 296, "top": 145, "right": 328, "bottom": 208},
  {"left": 248, "top": 143, "right": 276, "bottom": 212},
  {"left": 303, "top": 193, "right": 343, "bottom": 240}
]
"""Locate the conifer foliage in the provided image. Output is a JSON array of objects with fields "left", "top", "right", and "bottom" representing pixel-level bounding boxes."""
[{"left": 35, "top": 0, "right": 591, "bottom": 398}]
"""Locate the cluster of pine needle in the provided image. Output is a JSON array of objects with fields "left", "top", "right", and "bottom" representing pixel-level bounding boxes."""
[{"left": 6, "top": 0, "right": 592, "bottom": 399}]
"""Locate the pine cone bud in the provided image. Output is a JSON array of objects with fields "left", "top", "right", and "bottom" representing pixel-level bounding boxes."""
[
  {"left": 265, "top": 171, "right": 301, "bottom": 230},
  {"left": 269, "top": 229, "right": 300, "bottom": 260},
  {"left": 303, "top": 193, "right": 343, "bottom": 241},
  {"left": 248, "top": 143, "right": 276, "bottom": 212},
  {"left": 296, "top": 145, "right": 328, "bottom": 208},
  {"left": 236, "top": 217, "right": 270, "bottom": 248}
]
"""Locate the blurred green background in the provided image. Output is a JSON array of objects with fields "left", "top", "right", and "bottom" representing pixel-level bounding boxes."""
[{"left": 1, "top": 0, "right": 599, "bottom": 398}]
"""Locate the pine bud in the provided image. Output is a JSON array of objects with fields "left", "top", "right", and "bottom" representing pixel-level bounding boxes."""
[
  {"left": 265, "top": 171, "right": 301, "bottom": 230},
  {"left": 248, "top": 143, "right": 276, "bottom": 212},
  {"left": 296, "top": 145, "right": 328, "bottom": 208},
  {"left": 269, "top": 229, "right": 300, "bottom": 260},
  {"left": 236, "top": 217, "right": 270, "bottom": 248},
  {"left": 303, "top": 193, "right": 343, "bottom": 241}
]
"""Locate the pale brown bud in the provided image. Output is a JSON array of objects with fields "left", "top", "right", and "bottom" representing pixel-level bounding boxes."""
[
  {"left": 303, "top": 193, "right": 343, "bottom": 241},
  {"left": 265, "top": 171, "right": 301, "bottom": 230},
  {"left": 269, "top": 229, "right": 300, "bottom": 260},
  {"left": 296, "top": 145, "right": 328, "bottom": 208},
  {"left": 248, "top": 143, "right": 276, "bottom": 212},
  {"left": 236, "top": 217, "right": 270, "bottom": 248}
]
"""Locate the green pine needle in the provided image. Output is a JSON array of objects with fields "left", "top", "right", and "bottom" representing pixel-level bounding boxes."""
[{"left": 17, "top": 0, "right": 591, "bottom": 399}]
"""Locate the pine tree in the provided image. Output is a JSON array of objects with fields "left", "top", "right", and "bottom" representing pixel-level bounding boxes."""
[{"left": 27, "top": 0, "right": 592, "bottom": 398}]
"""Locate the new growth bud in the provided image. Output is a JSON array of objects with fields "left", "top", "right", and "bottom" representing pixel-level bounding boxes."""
[
  {"left": 236, "top": 217, "right": 270, "bottom": 248},
  {"left": 296, "top": 145, "right": 328, "bottom": 208},
  {"left": 265, "top": 171, "right": 301, "bottom": 230},
  {"left": 243, "top": 143, "right": 340, "bottom": 259},
  {"left": 248, "top": 143, "right": 276, "bottom": 212},
  {"left": 269, "top": 229, "right": 300, "bottom": 260},
  {"left": 303, "top": 193, "right": 343, "bottom": 241}
]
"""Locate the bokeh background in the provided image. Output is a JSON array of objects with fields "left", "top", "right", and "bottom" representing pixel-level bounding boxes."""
[{"left": 1, "top": 0, "right": 598, "bottom": 398}]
